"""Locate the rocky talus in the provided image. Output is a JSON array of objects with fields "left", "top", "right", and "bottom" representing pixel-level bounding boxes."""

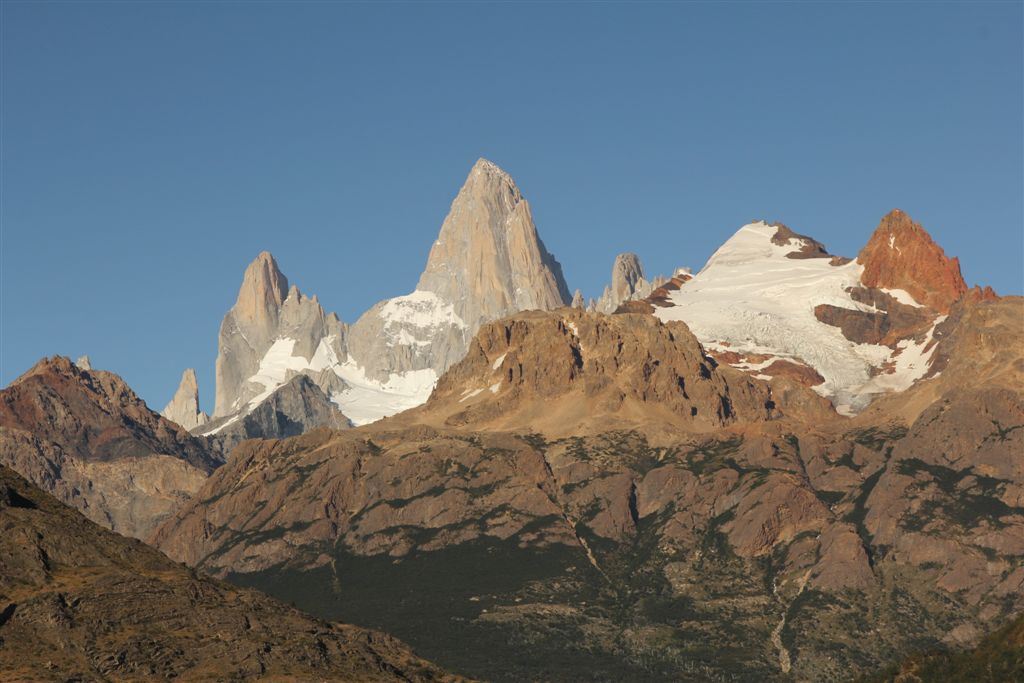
[
  {"left": 0, "top": 357, "right": 219, "bottom": 539},
  {"left": 0, "top": 466, "right": 463, "bottom": 682},
  {"left": 151, "top": 298, "right": 1024, "bottom": 682},
  {"left": 161, "top": 368, "right": 209, "bottom": 430}
]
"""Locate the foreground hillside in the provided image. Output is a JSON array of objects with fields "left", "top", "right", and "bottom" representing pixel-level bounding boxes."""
[
  {"left": 857, "top": 612, "right": 1024, "bottom": 682},
  {"left": 0, "top": 465, "right": 461, "bottom": 682},
  {"left": 151, "top": 298, "right": 1024, "bottom": 681}
]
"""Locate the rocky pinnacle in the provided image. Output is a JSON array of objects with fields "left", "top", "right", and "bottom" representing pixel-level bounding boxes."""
[
  {"left": 416, "top": 158, "right": 571, "bottom": 326},
  {"left": 214, "top": 252, "right": 289, "bottom": 416},
  {"left": 161, "top": 368, "right": 209, "bottom": 430},
  {"left": 857, "top": 209, "right": 968, "bottom": 313}
]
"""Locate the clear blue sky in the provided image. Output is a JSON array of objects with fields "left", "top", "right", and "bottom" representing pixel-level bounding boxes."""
[{"left": 2, "top": 1, "right": 1021, "bottom": 413}]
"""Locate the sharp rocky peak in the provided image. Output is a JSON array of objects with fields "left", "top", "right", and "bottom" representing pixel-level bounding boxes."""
[
  {"left": 414, "top": 158, "right": 570, "bottom": 323},
  {"left": 204, "top": 158, "right": 572, "bottom": 428},
  {"left": 213, "top": 252, "right": 345, "bottom": 418},
  {"left": 593, "top": 252, "right": 658, "bottom": 314},
  {"left": 345, "top": 158, "right": 571, "bottom": 386},
  {"left": 161, "top": 368, "right": 209, "bottom": 431},
  {"left": 470, "top": 156, "right": 517, "bottom": 186},
  {"left": 611, "top": 253, "right": 646, "bottom": 297},
  {"left": 233, "top": 251, "right": 289, "bottom": 325},
  {"left": 857, "top": 209, "right": 967, "bottom": 312}
]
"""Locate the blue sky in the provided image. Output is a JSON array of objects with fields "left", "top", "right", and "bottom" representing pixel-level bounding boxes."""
[{"left": 2, "top": 1, "right": 1021, "bottom": 413}]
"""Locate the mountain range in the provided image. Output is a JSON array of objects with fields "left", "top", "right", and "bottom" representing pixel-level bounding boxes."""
[
  {"left": 160, "top": 160, "right": 999, "bottom": 443},
  {"left": 1, "top": 158, "right": 1019, "bottom": 681}
]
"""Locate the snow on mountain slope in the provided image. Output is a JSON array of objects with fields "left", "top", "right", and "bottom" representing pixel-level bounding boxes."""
[
  {"left": 345, "top": 158, "right": 570, "bottom": 385},
  {"left": 194, "top": 160, "right": 574, "bottom": 439},
  {"left": 204, "top": 334, "right": 436, "bottom": 431},
  {"left": 331, "top": 362, "right": 437, "bottom": 426},
  {"left": 654, "top": 221, "right": 942, "bottom": 414},
  {"left": 380, "top": 290, "right": 467, "bottom": 334}
]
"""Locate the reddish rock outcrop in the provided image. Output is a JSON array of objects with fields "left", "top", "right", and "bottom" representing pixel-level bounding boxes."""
[
  {"left": 760, "top": 360, "right": 826, "bottom": 387},
  {"left": 857, "top": 209, "right": 968, "bottom": 313},
  {"left": 963, "top": 284, "right": 999, "bottom": 304},
  {"left": 646, "top": 273, "right": 693, "bottom": 308},
  {"left": 814, "top": 304, "right": 892, "bottom": 345},
  {"left": 0, "top": 357, "right": 216, "bottom": 470},
  {"left": 0, "top": 356, "right": 220, "bottom": 538},
  {"left": 419, "top": 309, "right": 778, "bottom": 434},
  {"left": 770, "top": 223, "right": 832, "bottom": 259}
]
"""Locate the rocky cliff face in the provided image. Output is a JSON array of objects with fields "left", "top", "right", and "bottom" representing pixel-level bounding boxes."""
[
  {"left": 204, "top": 374, "right": 352, "bottom": 453},
  {"left": 161, "top": 368, "right": 209, "bottom": 430},
  {"left": 416, "top": 308, "right": 778, "bottom": 435},
  {"left": 417, "top": 158, "right": 571, "bottom": 324},
  {"left": 346, "top": 159, "right": 571, "bottom": 383},
  {"left": 214, "top": 252, "right": 347, "bottom": 419},
  {"left": 0, "top": 465, "right": 461, "bottom": 682},
  {"left": 0, "top": 357, "right": 220, "bottom": 539},
  {"left": 857, "top": 209, "right": 968, "bottom": 313},
  {"left": 214, "top": 251, "right": 289, "bottom": 416}
]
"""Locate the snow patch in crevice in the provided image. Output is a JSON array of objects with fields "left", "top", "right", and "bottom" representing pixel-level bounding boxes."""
[
  {"left": 204, "top": 411, "right": 242, "bottom": 436},
  {"left": 459, "top": 387, "right": 484, "bottom": 403},
  {"left": 880, "top": 288, "right": 923, "bottom": 308},
  {"left": 492, "top": 352, "right": 507, "bottom": 370},
  {"left": 838, "top": 315, "right": 947, "bottom": 414},
  {"left": 733, "top": 357, "right": 779, "bottom": 372}
]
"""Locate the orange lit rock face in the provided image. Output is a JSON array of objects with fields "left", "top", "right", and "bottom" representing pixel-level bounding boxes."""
[
  {"left": 857, "top": 209, "right": 967, "bottom": 313},
  {"left": 964, "top": 284, "right": 999, "bottom": 304}
]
